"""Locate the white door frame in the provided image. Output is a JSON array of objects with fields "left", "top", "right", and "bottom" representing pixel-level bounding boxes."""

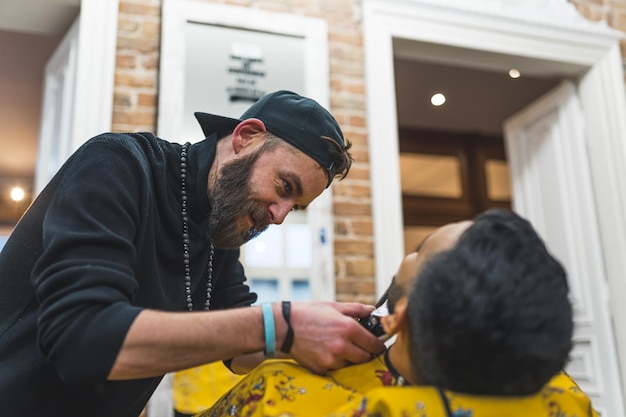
[
  {"left": 36, "top": 0, "right": 119, "bottom": 193},
  {"left": 363, "top": 0, "right": 626, "bottom": 403}
]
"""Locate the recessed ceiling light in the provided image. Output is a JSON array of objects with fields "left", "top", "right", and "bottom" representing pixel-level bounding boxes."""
[
  {"left": 10, "top": 187, "right": 25, "bottom": 202},
  {"left": 509, "top": 68, "right": 521, "bottom": 79},
  {"left": 431, "top": 93, "right": 446, "bottom": 106}
]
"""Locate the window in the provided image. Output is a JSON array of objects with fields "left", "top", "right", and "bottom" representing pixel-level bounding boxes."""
[{"left": 243, "top": 211, "right": 314, "bottom": 303}]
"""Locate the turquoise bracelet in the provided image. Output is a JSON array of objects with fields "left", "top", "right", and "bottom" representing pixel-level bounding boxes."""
[{"left": 261, "top": 302, "right": 276, "bottom": 358}]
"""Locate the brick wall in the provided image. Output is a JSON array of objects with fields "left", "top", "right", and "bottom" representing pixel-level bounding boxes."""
[
  {"left": 113, "top": 0, "right": 161, "bottom": 133},
  {"left": 112, "top": 0, "right": 377, "bottom": 304},
  {"left": 571, "top": 0, "right": 626, "bottom": 63}
]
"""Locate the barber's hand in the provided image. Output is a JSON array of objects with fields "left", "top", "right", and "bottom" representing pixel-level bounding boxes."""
[{"left": 283, "top": 301, "right": 386, "bottom": 374}]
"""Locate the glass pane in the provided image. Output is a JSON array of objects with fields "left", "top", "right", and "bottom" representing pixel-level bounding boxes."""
[
  {"left": 291, "top": 280, "right": 311, "bottom": 301},
  {"left": 249, "top": 279, "right": 279, "bottom": 304},
  {"left": 403, "top": 226, "right": 437, "bottom": 255},
  {"left": 399, "top": 153, "right": 462, "bottom": 198},
  {"left": 485, "top": 159, "right": 511, "bottom": 201},
  {"left": 244, "top": 225, "right": 283, "bottom": 267},
  {"left": 286, "top": 224, "right": 312, "bottom": 268}
]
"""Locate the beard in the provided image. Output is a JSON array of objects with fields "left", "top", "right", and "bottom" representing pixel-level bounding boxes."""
[{"left": 207, "top": 149, "right": 271, "bottom": 249}]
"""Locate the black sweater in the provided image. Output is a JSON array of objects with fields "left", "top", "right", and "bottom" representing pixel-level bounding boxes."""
[{"left": 0, "top": 132, "right": 256, "bottom": 416}]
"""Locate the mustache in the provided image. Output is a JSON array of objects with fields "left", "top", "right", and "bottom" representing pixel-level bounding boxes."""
[
  {"left": 244, "top": 225, "right": 266, "bottom": 242},
  {"left": 243, "top": 200, "right": 270, "bottom": 240}
]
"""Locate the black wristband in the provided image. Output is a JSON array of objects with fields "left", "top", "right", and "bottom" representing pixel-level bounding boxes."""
[{"left": 280, "top": 301, "right": 295, "bottom": 354}]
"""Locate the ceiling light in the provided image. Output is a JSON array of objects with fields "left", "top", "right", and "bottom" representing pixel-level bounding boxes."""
[
  {"left": 431, "top": 93, "right": 446, "bottom": 106},
  {"left": 509, "top": 68, "right": 521, "bottom": 79},
  {"left": 10, "top": 187, "right": 25, "bottom": 202}
]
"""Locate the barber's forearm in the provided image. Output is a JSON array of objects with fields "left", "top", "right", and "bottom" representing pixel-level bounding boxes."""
[
  {"left": 107, "top": 301, "right": 383, "bottom": 379},
  {"left": 108, "top": 306, "right": 268, "bottom": 380}
]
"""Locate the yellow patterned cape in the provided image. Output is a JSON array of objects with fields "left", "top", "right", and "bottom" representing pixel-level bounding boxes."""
[
  {"left": 194, "top": 357, "right": 596, "bottom": 417},
  {"left": 195, "top": 355, "right": 395, "bottom": 417},
  {"left": 174, "top": 362, "right": 244, "bottom": 414},
  {"left": 330, "top": 371, "right": 598, "bottom": 417}
]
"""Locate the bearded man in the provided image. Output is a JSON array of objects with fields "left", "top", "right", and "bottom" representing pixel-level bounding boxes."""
[{"left": 0, "top": 90, "right": 384, "bottom": 417}]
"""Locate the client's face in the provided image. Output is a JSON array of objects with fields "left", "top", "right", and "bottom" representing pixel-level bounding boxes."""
[
  {"left": 395, "top": 253, "right": 420, "bottom": 290},
  {"left": 386, "top": 253, "right": 419, "bottom": 314},
  {"left": 412, "top": 220, "right": 473, "bottom": 278},
  {"left": 387, "top": 220, "right": 472, "bottom": 320},
  {"left": 381, "top": 220, "right": 474, "bottom": 385},
  {"left": 385, "top": 220, "right": 473, "bottom": 320}
]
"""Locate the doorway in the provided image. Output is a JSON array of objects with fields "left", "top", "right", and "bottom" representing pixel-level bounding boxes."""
[
  {"left": 363, "top": 0, "right": 626, "bottom": 414},
  {"left": 394, "top": 57, "right": 559, "bottom": 253}
]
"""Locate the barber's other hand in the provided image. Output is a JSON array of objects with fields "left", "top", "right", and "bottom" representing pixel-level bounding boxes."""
[{"left": 283, "top": 301, "right": 386, "bottom": 374}]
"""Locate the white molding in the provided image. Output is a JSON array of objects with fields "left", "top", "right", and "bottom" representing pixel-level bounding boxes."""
[
  {"left": 362, "top": 8, "right": 405, "bottom": 295},
  {"left": 380, "top": 0, "right": 619, "bottom": 36},
  {"left": 578, "top": 43, "right": 626, "bottom": 400},
  {"left": 36, "top": 17, "right": 79, "bottom": 194},
  {"left": 35, "top": 0, "right": 119, "bottom": 194},
  {"left": 363, "top": 0, "right": 626, "bottom": 408},
  {"left": 71, "top": 0, "right": 118, "bottom": 148}
]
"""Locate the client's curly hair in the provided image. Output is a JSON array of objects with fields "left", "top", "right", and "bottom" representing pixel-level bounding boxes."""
[{"left": 407, "top": 209, "right": 573, "bottom": 396}]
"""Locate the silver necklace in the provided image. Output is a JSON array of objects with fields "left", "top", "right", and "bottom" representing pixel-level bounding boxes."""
[{"left": 181, "top": 142, "right": 214, "bottom": 311}]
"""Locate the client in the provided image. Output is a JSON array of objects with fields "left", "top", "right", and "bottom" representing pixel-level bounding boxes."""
[{"left": 197, "top": 209, "right": 596, "bottom": 417}]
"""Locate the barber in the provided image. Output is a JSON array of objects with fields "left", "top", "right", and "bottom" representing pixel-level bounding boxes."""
[{"left": 0, "top": 91, "right": 385, "bottom": 417}]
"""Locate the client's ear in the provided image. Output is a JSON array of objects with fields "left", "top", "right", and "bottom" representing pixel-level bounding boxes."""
[{"left": 381, "top": 298, "right": 409, "bottom": 335}]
